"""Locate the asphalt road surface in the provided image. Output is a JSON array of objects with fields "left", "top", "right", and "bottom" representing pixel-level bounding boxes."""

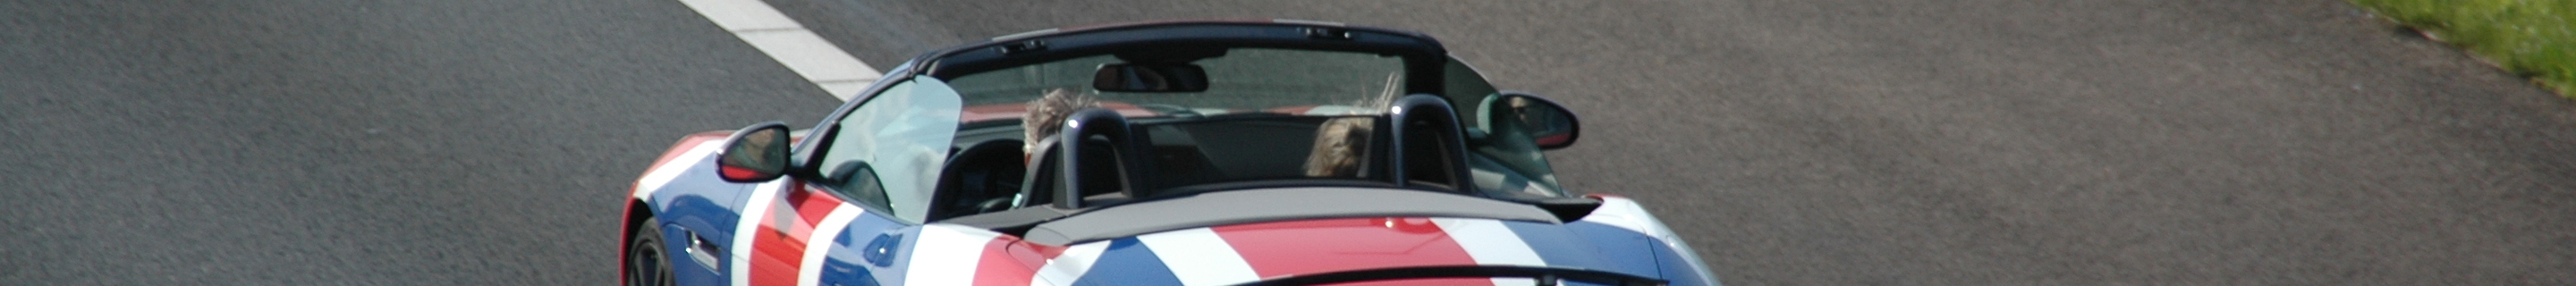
[{"left": 6, "top": 0, "right": 2572, "bottom": 284}]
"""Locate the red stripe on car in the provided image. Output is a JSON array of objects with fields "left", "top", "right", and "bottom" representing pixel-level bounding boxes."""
[
  {"left": 743, "top": 182, "right": 846, "bottom": 286},
  {"left": 1211, "top": 217, "right": 1489, "bottom": 285}
]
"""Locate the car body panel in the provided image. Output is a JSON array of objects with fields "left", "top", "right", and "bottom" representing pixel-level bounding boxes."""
[{"left": 631, "top": 155, "right": 1709, "bottom": 286}]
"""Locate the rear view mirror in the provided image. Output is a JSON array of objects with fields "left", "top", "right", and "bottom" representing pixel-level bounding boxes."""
[
  {"left": 717, "top": 122, "right": 792, "bottom": 182},
  {"left": 1481, "top": 92, "right": 1580, "bottom": 150},
  {"left": 1093, "top": 63, "right": 1208, "bottom": 92}
]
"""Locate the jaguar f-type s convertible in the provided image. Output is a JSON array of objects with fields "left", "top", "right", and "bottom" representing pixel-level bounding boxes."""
[{"left": 622, "top": 20, "right": 1719, "bottom": 286}]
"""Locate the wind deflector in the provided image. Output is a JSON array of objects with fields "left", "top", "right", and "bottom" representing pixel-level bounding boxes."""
[
  {"left": 1225, "top": 265, "right": 1667, "bottom": 286},
  {"left": 1015, "top": 187, "right": 1561, "bottom": 245},
  {"left": 919, "top": 21, "right": 1446, "bottom": 81}
]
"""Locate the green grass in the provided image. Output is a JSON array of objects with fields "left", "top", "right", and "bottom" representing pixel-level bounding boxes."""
[{"left": 2350, "top": 0, "right": 2576, "bottom": 99}]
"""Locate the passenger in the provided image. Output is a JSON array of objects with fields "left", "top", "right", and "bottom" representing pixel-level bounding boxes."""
[
  {"left": 1305, "top": 73, "right": 1402, "bottom": 178},
  {"left": 1305, "top": 117, "right": 1372, "bottom": 177},
  {"left": 1023, "top": 88, "right": 1097, "bottom": 161}
]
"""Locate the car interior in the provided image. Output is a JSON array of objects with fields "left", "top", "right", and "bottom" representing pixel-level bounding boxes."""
[
  {"left": 874, "top": 26, "right": 1566, "bottom": 226},
  {"left": 925, "top": 112, "right": 1449, "bottom": 222}
]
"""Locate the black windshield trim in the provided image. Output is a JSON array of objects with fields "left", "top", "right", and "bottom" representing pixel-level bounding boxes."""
[{"left": 904, "top": 21, "right": 1449, "bottom": 97}]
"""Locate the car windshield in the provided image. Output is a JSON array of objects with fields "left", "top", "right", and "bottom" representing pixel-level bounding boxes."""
[{"left": 943, "top": 48, "right": 1411, "bottom": 189}]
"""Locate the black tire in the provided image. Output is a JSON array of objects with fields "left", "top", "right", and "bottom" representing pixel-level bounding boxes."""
[{"left": 625, "top": 217, "right": 676, "bottom": 286}]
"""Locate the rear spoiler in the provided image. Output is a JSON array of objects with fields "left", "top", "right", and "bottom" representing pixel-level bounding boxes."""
[{"left": 1226, "top": 265, "right": 1667, "bottom": 286}]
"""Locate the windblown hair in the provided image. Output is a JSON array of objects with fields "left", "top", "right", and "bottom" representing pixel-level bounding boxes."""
[
  {"left": 1304, "top": 117, "right": 1374, "bottom": 177},
  {"left": 1023, "top": 88, "right": 1098, "bottom": 153},
  {"left": 1304, "top": 73, "right": 1405, "bottom": 178}
]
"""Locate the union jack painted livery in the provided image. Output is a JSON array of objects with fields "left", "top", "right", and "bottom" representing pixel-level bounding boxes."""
[{"left": 623, "top": 20, "right": 1720, "bottom": 286}]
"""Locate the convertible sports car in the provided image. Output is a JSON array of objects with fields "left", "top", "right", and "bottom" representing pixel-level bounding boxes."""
[{"left": 623, "top": 20, "right": 1718, "bottom": 286}]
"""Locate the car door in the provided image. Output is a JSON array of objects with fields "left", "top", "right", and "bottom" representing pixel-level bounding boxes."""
[{"left": 722, "top": 75, "right": 968, "bottom": 286}]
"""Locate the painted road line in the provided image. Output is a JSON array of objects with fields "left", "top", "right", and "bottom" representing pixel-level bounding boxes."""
[{"left": 675, "top": 0, "right": 880, "bottom": 101}]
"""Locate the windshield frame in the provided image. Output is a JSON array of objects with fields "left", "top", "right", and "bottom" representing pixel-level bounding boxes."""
[{"left": 910, "top": 21, "right": 1452, "bottom": 97}]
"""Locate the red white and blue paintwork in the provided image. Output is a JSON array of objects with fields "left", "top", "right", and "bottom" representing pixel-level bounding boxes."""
[
  {"left": 621, "top": 20, "right": 1719, "bottom": 286},
  {"left": 624, "top": 132, "right": 1716, "bottom": 286}
]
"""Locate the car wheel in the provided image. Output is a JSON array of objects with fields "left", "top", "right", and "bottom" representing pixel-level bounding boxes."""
[{"left": 625, "top": 217, "right": 676, "bottom": 286}]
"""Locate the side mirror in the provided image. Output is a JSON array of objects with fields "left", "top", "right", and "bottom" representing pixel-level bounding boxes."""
[
  {"left": 1481, "top": 92, "right": 1580, "bottom": 150},
  {"left": 716, "top": 122, "right": 792, "bottom": 182},
  {"left": 1093, "top": 63, "right": 1208, "bottom": 92}
]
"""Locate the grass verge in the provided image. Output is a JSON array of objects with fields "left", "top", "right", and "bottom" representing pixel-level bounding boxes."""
[{"left": 2348, "top": 0, "right": 2575, "bottom": 99}]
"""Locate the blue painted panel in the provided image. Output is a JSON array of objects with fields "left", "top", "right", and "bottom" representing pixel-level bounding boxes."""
[
  {"left": 820, "top": 211, "right": 908, "bottom": 286},
  {"left": 649, "top": 155, "right": 752, "bottom": 252},
  {"left": 1558, "top": 222, "right": 1670, "bottom": 280},
  {"left": 1069, "top": 239, "right": 1183, "bottom": 286},
  {"left": 659, "top": 226, "right": 726, "bottom": 286},
  {"left": 1499, "top": 220, "right": 1617, "bottom": 269},
  {"left": 1648, "top": 239, "right": 1716, "bottom": 286},
  {"left": 645, "top": 155, "right": 756, "bottom": 285}
]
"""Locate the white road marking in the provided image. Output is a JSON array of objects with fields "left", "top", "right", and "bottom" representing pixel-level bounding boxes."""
[{"left": 674, "top": 0, "right": 880, "bottom": 101}]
